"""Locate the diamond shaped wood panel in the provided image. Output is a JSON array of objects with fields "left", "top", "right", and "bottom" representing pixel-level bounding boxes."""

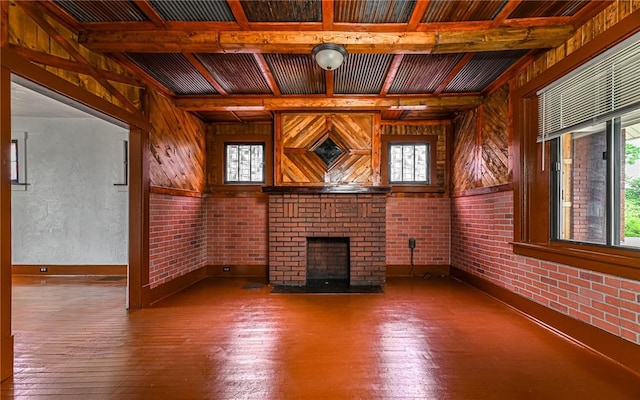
[{"left": 278, "top": 113, "right": 375, "bottom": 185}]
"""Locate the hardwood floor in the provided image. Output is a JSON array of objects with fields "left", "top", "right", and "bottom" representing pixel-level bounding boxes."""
[{"left": 2, "top": 275, "right": 639, "bottom": 399}]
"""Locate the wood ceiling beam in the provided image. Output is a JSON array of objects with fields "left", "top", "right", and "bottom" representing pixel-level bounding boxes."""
[
  {"left": 322, "top": 0, "right": 334, "bottom": 31},
  {"left": 108, "top": 52, "right": 174, "bottom": 97},
  {"left": 227, "top": 0, "right": 250, "bottom": 30},
  {"left": 490, "top": 0, "right": 522, "bottom": 28},
  {"left": 79, "top": 25, "right": 575, "bottom": 54},
  {"left": 132, "top": 1, "right": 166, "bottom": 28},
  {"left": 9, "top": 44, "right": 145, "bottom": 88},
  {"left": 406, "top": 0, "right": 430, "bottom": 31},
  {"left": 434, "top": 53, "right": 474, "bottom": 95},
  {"left": 173, "top": 95, "right": 482, "bottom": 112},
  {"left": 325, "top": 70, "right": 334, "bottom": 97},
  {"left": 379, "top": 54, "right": 403, "bottom": 96},
  {"left": 253, "top": 54, "right": 281, "bottom": 96},
  {"left": 17, "top": 2, "right": 141, "bottom": 115},
  {"left": 183, "top": 53, "right": 228, "bottom": 95}
]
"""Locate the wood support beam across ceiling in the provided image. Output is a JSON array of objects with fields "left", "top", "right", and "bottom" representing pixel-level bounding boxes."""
[
  {"left": 79, "top": 26, "right": 575, "bottom": 54},
  {"left": 174, "top": 95, "right": 482, "bottom": 112}
]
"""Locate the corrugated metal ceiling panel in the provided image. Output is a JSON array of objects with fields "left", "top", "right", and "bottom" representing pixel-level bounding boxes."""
[
  {"left": 196, "top": 54, "right": 272, "bottom": 94},
  {"left": 264, "top": 54, "right": 325, "bottom": 95},
  {"left": 240, "top": 0, "right": 321, "bottom": 22},
  {"left": 334, "top": 0, "right": 416, "bottom": 24},
  {"left": 335, "top": 54, "right": 393, "bottom": 94},
  {"left": 126, "top": 53, "right": 217, "bottom": 95},
  {"left": 389, "top": 54, "right": 464, "bottom": 94},
  {"left": 53, "top": 0, "right": 147, "bottom": 22},
  {"left": 509, "top": 1, "right": 587, "bottom": 18},
  {"left": 422, "top": 0, "right": 507, "bottom": 22},
  {"left": 443, "top": 50, "right": 526, "bottom": 93},
  {"left": 148, "top": 0, "right": 234, "bottom": 21}
]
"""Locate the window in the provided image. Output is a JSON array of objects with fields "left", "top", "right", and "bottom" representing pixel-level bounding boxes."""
[
  {"left": 388, "top": 143, "right": 430, "bottom": 184},
  {"left": 540, "top": 32, "right": 640, "bottom": 250},
  {"left": 551, "top": 109, "right": 640, "bottom": 249},
  {"left": 10, "top": 140, "right": 18, "bottom": 183},
  {"left": 225, "top": 143, "right": 264, "bottom": 183},
  {"left": 381, "top": 134, "right": 438, "bottom": 191}
]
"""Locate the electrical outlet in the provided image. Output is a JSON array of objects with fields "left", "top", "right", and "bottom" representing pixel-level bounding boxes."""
[
  {"left": 223, "top": 267, "right": 231, "bottom": 272},
  {"left": 40, "top": 267, "right": 48, "bottom": 273}
]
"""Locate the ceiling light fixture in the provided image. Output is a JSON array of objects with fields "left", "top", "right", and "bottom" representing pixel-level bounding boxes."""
[{"left": 312, "top": 43, "right": 347, "bottom": 71}]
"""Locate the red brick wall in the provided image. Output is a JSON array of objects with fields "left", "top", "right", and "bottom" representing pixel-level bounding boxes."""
[
  {"left": 206, "top": 196, "right": 268, "bottom": 266},
  {"left": 452, "top": 190, "right": 640, "bottom": 345},
  {"left": 268, "top": 193, "right": 386, "bottom": 286},
  {"left": 149, "top": 193, "right": 207, "bottom": 288},
  {"left": 386, "top": 197, "right": 450, "bottom": 266}
]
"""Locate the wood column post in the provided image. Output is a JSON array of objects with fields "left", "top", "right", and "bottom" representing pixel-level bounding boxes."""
[
  {"left": 128, "top": 127, "right": 150, "bottom": 309},
  {"left": 0, "top": 65, "right": 14, "bottom": 381}
]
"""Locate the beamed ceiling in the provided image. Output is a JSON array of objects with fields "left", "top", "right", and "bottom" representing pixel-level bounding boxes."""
[{"left": 37, "top": 0, "right": 611, "bottom": 123}]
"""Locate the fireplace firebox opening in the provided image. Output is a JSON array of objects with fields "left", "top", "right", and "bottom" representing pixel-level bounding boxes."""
[{"left": 306, "top": 237, "right": 350, "bottom": 287}]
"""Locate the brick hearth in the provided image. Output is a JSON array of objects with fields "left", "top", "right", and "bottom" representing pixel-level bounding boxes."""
[{"left": 267, "top": 192, "right": 386, "bottom": 286}]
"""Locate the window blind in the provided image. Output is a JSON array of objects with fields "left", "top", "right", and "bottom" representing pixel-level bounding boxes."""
[{"left": 537, "top": 32, "right": 640, "bottom": 143}]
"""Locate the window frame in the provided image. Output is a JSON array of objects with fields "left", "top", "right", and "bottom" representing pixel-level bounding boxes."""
[
  {"left": 11, "top": 131, "right": 28, "bottom": 191},
  {"left": 213, "top": 133, "right": 273, "bottom": 192},
  {"left": 10, "top": 139, "right": 18, "bottom": 184},
  {"left": 512, "top": 21, "right": 640, "bottom": 280},
  {"left": 380, "top": 134, "right": 438, "bottom": 193}
]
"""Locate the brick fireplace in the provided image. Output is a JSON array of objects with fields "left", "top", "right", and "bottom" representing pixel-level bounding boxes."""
[{"left": 265, "top": 188, "right": 388, "bottom": 286}]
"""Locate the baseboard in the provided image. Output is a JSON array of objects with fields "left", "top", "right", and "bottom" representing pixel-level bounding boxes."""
[
  {"left": 207, "top": 264, "right": 267, "bottom": 278},
  {"left": 451, "top": 267, "right": 640, "bottom": 377},
  {"left": 146, "top": 267, "right": 208, "bottom": 306},
  {"left": 12, "top": 265, "right": 127, "bottom": 276},
  {"left": 386, "top": 265, "right": 450, "bottom": 277}
]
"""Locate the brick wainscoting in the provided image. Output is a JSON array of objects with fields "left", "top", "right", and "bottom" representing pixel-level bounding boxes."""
[
  {"left": 386, "top": 197, "right": 451, "bottom": 266},
  {"left": 149, "top": 193, "right": 207, "bottom": 288},
  {"left": 451, "top": 190, "right": 640, "bottom": 345},
  {"left": 207, "top": 196, "right": 268, "bottom": 267},
  {"left": 267, "top": 193, "right": 386, "bottom": 286}
]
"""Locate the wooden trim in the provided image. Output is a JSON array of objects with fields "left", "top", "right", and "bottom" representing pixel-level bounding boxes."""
[
  {"left": 133, "top": 0, "right": 166, "bottom": 28},
  {"left": 150, "top": 186, "right": 204, "bottom": 198},
  {"left": 207, "top": 265, "right": 267, "bottom": 278},
  {"left": 147, "top": 267, "right": 208, "bottom": 306},
  {"left": 512, "top": 242, "right": 640, "bottom": 282},
  {"left": 380, "top": 119, "right": 451, "bottom": 126},
  {"left": 451, "top": 267, "right": 640, "bottom": 378},
  {"left": 321, "top": 0, "right": 334, "bottom": 31},
  {"left": 12, "top": 265, "right": 127, "bottom": 276},
  {"left": 452, "top": 183, "right": 513, "bottom": 198},
  {"left": 379, "top": 54, "right": 403, "bottom": 96},
  {"left": 380, "top": 134, "right": 439, "bottom": 193},
  {"left": 253, "top": 54, "right": 281, "bottom": 96},
  {"left": 226, "top": 0, "right": 250, "bottom": 30},
  {"left": 0, "top": 0, "right": 8, "bottom": 47},
  {"left": 0, "top": 47, "right": 150, "bottom": 131},
  {"left": 214, "top": 133, "right": 274, "bottom": 190},
  {"left": 128, "top": 128, "right": 150, "bottom": 309},
  {"left": 1, "top": 65, "right": 14, "bottom": 381},
  {"left": 490, "top": 0, "right": 522, "bottom": 28},
  {"left": 386, "top": 265, "right": 450, "bottom": 277}
]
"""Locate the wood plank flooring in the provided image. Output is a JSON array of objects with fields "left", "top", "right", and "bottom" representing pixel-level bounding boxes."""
[{"left": 1, "top": 275, "right": 639, "bottom": 399}]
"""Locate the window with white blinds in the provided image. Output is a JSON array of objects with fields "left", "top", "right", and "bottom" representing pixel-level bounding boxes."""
[{"left": 537, "top": 32, "right": 640, "bottom": 143}]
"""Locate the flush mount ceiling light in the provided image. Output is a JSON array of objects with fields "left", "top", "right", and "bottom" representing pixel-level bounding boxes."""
[{"left": 312, "top": 43, "right": 348, "bottom": 71}]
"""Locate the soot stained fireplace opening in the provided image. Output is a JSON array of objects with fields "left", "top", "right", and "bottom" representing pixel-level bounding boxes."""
[{"left": 306, "top": 237, "right": 350, "bottom": 288}]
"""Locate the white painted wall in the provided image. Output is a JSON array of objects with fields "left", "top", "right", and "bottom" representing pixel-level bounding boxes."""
[{"left": 11, "top": 117, "right": 128, "bottom": 265}]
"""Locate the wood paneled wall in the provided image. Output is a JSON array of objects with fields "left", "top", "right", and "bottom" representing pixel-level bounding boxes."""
[
  {"left": 452, "top": 110, "right": 478, "bottom": 193},
  {"left": 452, "top": 84, "right": 510, "bottom": 193},
  {"left": 381, "top": 123, "right": 448, "bottom": 190},
  {"left": 148, "top": 90, "right": 206, "bottom": 192},
  {"left": 7, "top": 3, "right": 141, "bottom": 111},
  {"left": 515, "top": 1, "right": 640, "bottom": 89},
  {"left": 277, "top": 113, "right": 375, "bottom": 185}
]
